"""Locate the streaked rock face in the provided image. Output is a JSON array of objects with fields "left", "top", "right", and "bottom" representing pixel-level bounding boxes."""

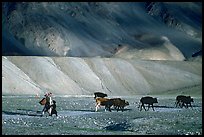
[
  {"left": 2, "top": 2, "right": 202, "bottom": 59},
  {"left": 2, "top": 56, "right": 202, "bottom": 95}
]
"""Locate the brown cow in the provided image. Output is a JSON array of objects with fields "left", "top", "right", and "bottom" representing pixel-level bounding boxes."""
[
  {"left": 110, "top": 98, "right": 129, "bottom": 112},
  {"left": 95, "top": 97, "right": 129, "bottom": 112},
  {"left": 95, "top": 97, "right": 113, "bottom": 112}
]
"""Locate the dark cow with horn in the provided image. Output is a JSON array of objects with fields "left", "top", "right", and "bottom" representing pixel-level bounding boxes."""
[
  {"left": 175, "top": 95, "right": 194, "bottom": 108},
  {"left": 139, "top": 96, "right": 158, "bottom": 111},
  {"left": 110, "top": 98, "right": 129, "bottom": 112},
  {"left": 94, "top": 92, "right": 108, "bottom": 99}
]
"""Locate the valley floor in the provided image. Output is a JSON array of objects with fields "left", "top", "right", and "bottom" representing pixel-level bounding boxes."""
[{"left": 2, "top": 95, "right": 202, "bottom": 135}]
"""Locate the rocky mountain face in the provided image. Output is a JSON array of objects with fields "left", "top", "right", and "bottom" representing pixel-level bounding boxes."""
[
  {"left": 145, "top": 2, "right": 201, "bottom": 37},
  {"left": 2, "top": 2, "right": 202, "bottom": 96},
  {"left": 2, "top": 2, "right": 202, "bottom": 58}
]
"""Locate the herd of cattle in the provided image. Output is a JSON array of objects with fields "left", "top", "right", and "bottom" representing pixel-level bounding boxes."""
[{"left": 94, "top": 92, "right": 194, "bottom": 112}]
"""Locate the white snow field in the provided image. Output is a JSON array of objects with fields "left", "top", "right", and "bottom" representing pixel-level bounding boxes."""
[{"left": 2, "top": 96, "right": 202, "bottom": 135}]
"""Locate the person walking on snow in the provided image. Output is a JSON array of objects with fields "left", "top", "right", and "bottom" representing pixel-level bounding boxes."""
[{"left": 42, "top": 92, "right": 53, "bottom": 115}]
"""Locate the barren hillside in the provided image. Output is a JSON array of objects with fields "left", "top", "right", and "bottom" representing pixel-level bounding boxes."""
[{"left": 2, "top": 56, "right": 202, "bottom": 96}]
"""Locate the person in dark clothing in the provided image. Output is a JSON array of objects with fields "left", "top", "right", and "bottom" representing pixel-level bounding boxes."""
[
  {"left": 42, "top": 92, "right": 52, "bottom": 115},
  {"left": 50, "top": 100, "right": 57, "bottom": 116}
]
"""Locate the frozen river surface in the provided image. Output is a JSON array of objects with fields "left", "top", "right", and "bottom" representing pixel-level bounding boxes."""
[{"left": 2, "top": 95, "right": 202, "bottom": 135}]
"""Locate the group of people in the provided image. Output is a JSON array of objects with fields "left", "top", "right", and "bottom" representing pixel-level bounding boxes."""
[{"left": 39, "top": 92, "right": 57, "bottom": 116}]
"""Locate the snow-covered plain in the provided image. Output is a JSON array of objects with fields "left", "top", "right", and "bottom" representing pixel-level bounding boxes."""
[{"left": 2, "top": 95, "right": 202, "bottom": 135}]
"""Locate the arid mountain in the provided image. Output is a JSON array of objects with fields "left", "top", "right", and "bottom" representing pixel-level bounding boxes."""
[
  {"left": 2, "top": 2, "right": 202, "bottom": 96},
  {"left": 2, "top": 56, "right": 202, "bottom": 95},
  {"left": 2, "top": 2, "right": 202, "bottom": 59}
]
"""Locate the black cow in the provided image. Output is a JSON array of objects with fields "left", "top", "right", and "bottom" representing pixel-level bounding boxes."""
[
  {"left": 175, "top": 95, "right": 194, "bottom": 108},
  {"left": 94, "top": 92, "right": 107, "bottom": 99},
  {"left": 139, "top": 96, "right": 158, "bottom": 111}
]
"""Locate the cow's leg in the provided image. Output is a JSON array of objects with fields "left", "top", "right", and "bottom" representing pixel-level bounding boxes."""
[
  {"left": 185, "top": 103, "right": 189, "bottom": 108},
  {"left": 98, "top": 104, "right": 101, "bottom": 111},
  {"left": 140, "top": 103, "right": 145, "bottom": 111},
  {"left": 119, "top": 106, "right": 121, "bottom": 111},
  {"left": 147, "top": 104, "right": 150, "bottom": 111},
  {"left": 189, "top": 103, "right": 193, "bottom": 109},
  {"left": 121, "top": 106, "right": 124, "bottom": 112},
  {"left": 178, "top": 101, "right": 180, "bottom": 107},
  {"left": 116, "top": 106, "right": 119, "bottom": 112},
  {"left": 140, "top": 104, "right": 143, "bottom": 111},
  {"left": 104, "top": 105, "right": 110, "bottom": 112},
  {"left": 142, "top": 104, "right": 146, "bottom": 111},
  {"left": 108, "top": 105, "right": 111, "bottom": 112},
  {"left": 180, "top": 102, "right": 184, "bottom": 108},
  {"left": 95, "top": 104, "right": 97, "bottom": 112},
  {"left": 97, "top": 104, "right": 100, "bottom": 111},
  {"left": 138, "top": 103, "right": 141, "bottom": 111},
  {"left": 175, "top": 101, "right": 179, "bottom": 107},
  {"left": 95, "top": 103, "right": 100, "bottom": 112},
  {"left": 183, "top": 102, "right": 187, "bottom": 108},
  {"left": 138, "top": 102, "right": 141, "bottom": 109},
  {"left": 178, "top": 101, "right": 182, "bottom": 108},
  {"left": 177, "top": 101, "right": 180, "bottom": 107},
  {"left": 152, "top": 104, "right": 155, "bottom": 111},
  {"left": 118, "top": 106, "right": 121, "bottom": 112},
  {"left": 120, "top": 106, "right": 123, "bottom": 112}
]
